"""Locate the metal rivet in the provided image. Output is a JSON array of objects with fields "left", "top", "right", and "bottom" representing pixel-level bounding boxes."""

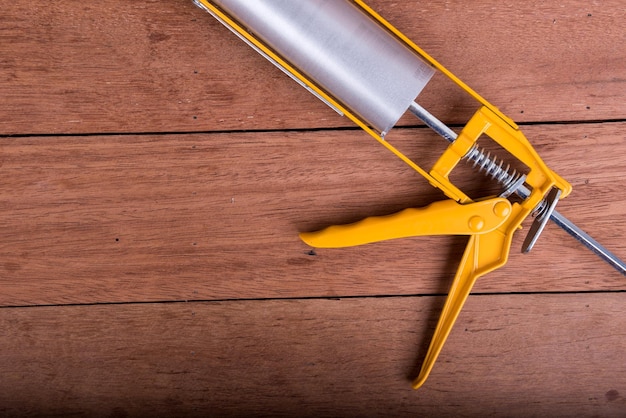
[
  {"left": 493, "top": 201, "right": 511, "bottom": 218},
  {"left": 468, "top": 216, "right": 485, "bottom": 232}
]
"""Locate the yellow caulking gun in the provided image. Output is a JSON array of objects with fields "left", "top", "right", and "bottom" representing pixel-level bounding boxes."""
[{"left": 194, "top": 0, "right": 626, "bottom": 389}]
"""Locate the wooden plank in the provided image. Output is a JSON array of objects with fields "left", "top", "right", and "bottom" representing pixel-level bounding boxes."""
[
  {"left": 1, "top": 0, "right": 624, "bottom": 135},
  {"left": 0, "top": 294, "right": 624, "bottom": 416},
  {"left": 1, "top": 123, "right": 624, "bottom": 306}
]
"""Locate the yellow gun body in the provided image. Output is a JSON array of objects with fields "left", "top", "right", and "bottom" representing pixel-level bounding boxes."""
[{"left": 193, "top": 0, "right": 622, "bottom": 389}]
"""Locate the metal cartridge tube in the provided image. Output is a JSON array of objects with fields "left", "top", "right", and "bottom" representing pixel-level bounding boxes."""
[{"left": 210, "top": 0, "right": 435, "bottom": 135}]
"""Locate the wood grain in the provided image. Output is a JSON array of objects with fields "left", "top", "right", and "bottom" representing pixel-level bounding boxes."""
[
  {"left": 0, "top": 0, "right": 624, "bottom": 135},
  {"left": 1, "top": 123, "right": 624, "bottom": 306},
  {"left": 0, "top": 0, "right": 624, "bottom": 415},
  {"left": 0, "top": 294, "right": 624, "bottom": 417}
]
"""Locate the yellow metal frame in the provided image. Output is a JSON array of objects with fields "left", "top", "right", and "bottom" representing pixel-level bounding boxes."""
[
  {"left": 196, "top": 0, "right": 570, "bottom": 199},
  {"left": 196, "top": 0, "right": 573, "bottom": 389}
]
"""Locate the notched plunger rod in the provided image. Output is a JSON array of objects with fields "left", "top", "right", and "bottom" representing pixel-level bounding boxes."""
[{"left": 408, "top": 102, "right": 626, "bottom": 276}]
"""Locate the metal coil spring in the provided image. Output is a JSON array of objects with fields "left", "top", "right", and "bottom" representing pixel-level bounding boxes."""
[{"left": 464, "top": 144, "right": 524, "bottom": 192}]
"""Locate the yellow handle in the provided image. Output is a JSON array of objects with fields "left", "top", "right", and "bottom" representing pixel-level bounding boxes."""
[
  {"left": 300, "top": 198, "right": 512, "bottom": 248},
  {"left": 300, "top": 197, "right": 517, "bottom": 389},
  {"left": 412, "top": 228, "right": 514, "bottom": 389}
]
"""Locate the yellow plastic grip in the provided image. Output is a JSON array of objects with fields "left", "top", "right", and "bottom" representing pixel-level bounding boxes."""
[{"left": 299, "top": 198, "right": 512, "bottom": 248}]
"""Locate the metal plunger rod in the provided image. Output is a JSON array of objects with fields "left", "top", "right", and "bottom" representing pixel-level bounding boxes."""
[{"left": 408, "top": 102, "right": 626, "bottom": 275}]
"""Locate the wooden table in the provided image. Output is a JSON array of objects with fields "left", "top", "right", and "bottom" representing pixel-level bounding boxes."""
[{"left": 1, "top": 1, "right": 624, "bottom": 416}]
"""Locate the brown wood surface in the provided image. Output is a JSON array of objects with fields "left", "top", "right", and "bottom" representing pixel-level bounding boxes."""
[
  {"left": 1, "top": 123, "right": 625, "bottom": 306},
  {"left": 1, "top": 294, "right": 625, "bottom": 417},
  {"left": 0, "top": 0, "right": 625, "bottom": 416},
  {"left": 0, "top": 0, "right": 625, "bottom": 135}
]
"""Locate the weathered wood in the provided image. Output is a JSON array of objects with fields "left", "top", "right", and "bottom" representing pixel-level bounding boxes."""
[
  {"left": 0, "top": 0, "right": 624, "bottom": 135},
  {"left": 1, "top": 123, "right": 624, "bottom": 306},
  {"left": 0, "top": 294, "right": 624, "bottom": 417}
]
